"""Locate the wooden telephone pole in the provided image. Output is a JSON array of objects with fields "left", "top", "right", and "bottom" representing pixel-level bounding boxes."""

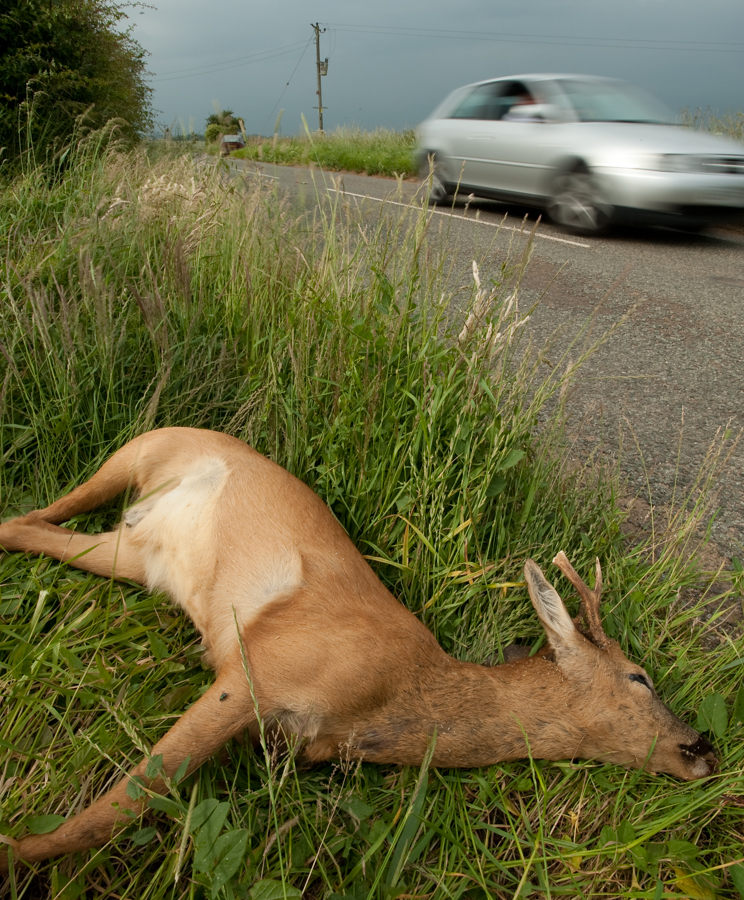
[{"left": 311, "top": 23, "right": 327, "bottom": 132}]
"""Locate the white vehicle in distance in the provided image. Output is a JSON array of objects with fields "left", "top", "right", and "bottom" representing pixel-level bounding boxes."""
[{"left": 416, "top": 74, "right": 744, "bottom": 235}]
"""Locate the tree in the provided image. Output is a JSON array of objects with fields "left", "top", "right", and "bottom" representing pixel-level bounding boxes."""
[
  {"left": 0, "top": 0, "right": 153, "bottom": 167},
  {"left": 205, "top": 109, "right": 243, "bottom": 131}
]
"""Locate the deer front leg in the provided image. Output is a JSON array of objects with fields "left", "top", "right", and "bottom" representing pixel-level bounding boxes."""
[{"left": 0, "top": 658, "right": 257, "bottom": 872}]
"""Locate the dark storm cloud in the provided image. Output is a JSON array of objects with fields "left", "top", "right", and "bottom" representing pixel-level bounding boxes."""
[{"left": 134, "top": 0, "right": 744, "bottom": 135}]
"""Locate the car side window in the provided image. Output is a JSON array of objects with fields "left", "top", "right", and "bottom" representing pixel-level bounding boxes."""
[
  {"left": 500, "top": 82, "right": 540, "bottom": 120},
  {"left": 449, "top": 83, "right": 511, "bottom": 121}
]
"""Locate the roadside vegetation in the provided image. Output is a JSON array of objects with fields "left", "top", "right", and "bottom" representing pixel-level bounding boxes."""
[
  {"left": 0, "top": 130, "right": 742, "bottom": 900},
  {"left": 681, "top": 108, "right": 744, "bottom": 144},
  {"left": 0, "top": 0, "right": 152, "bottom": 171},
  {"left": 224, "top": 125, "right": 418, "bottom": 178}
]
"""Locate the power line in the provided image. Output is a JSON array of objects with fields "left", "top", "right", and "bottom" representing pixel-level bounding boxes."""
[
  {"left": 263, "top": 37, "right": 313, "bottom": 133},
  {"left": 150, "top": 41, "right": 310, "bottom": 83},
  {"left": 154, "top": 42, "right": 307, "bottom": 77},
  {"left": 324, "top": 22, "right": 744, "bottom": 53}
]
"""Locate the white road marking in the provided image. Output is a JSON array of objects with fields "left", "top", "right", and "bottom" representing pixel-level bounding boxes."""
[
  {"left": 329, "top": 188, "right": 592, "bottom": 249},
  {"left": 231, "top": 162, "right": 278, "bottom": 180},
  {"left": 228, "top": 158, "right": 590, "bottom": 248}
]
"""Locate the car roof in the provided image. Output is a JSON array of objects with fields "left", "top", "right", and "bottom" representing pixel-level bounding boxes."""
[{"left": 465, "top": 73, "right": 619, "bottom": 88}]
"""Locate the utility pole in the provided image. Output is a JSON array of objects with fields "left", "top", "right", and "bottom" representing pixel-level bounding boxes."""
[{"left": 311, "top": 22, "right": 327, "bottom": 132}]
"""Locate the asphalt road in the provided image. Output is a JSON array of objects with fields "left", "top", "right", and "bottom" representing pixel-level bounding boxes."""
[{"left": 226, "top": 158, "right": 744, "bottom": 562}]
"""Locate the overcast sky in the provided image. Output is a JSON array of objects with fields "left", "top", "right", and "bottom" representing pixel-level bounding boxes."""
[{"left": 132, "top": 0, "right": 744, "bottom": 136}]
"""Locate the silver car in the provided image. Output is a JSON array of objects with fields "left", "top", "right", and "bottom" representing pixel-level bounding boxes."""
[{"left": 417, "top": 74, "right": 744, "bottom": 235}]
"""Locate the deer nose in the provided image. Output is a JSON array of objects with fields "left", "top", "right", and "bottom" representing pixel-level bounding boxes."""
[{"left": 679, "top": 736, "right": 718, "bottom": 774}]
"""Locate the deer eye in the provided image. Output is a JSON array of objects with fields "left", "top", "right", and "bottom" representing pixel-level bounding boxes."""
[{"left": 629, "top": 673, "right": 651, "bottom": 689}]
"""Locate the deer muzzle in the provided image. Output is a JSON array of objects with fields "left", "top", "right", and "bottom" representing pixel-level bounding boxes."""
[{"left": 679, "top": 735, "right": 718, "bottom": 778}]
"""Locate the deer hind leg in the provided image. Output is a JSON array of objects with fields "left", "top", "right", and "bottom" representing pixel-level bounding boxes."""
[
  {"left": 0, "top": 657, "right": 257, "bottom": 872},
  {"left": 0, "top": 516, "right": 147, "bottom": 583},
  {"left": 0, "top": 433, "right": 159, "bottom": 581},
  {"left": 22, "top": 432, "right": 157, "bottom": 527}
]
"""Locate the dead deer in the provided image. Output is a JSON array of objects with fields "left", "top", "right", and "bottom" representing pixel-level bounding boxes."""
[{"left": 0, "top": 427, "right": 716, "bottom": 872}]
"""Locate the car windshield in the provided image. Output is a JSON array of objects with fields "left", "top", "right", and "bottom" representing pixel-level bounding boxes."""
[{"left": 556, "top": 79, "right": 674, "bottom": 124}]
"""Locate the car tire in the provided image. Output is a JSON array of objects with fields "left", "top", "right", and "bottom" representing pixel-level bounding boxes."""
[
  {"left": 548, "top": 166, "right": 612, "bottom": 236},
  {"left": 419, "top": 154, "right": 451, "bottom": 205}
]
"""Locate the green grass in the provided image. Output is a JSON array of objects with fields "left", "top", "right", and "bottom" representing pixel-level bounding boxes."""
[
  {"left": 0, "top": 132, "right": 742, "bottom": 900},
  {"left": 227, "top": 126, "right": 418, "bottom": 178}
]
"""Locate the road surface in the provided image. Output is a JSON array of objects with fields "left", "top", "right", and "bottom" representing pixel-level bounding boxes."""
[{"left": 226, "top": 158, "right": 744, "bottom": 562}]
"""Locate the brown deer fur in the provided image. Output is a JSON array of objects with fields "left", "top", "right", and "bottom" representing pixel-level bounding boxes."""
[{"left": 0, "top": 427, "right": 716, "bottom": 872}]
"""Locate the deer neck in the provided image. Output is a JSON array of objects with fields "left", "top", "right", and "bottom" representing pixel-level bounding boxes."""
[{"left": 346, "top": 654, "right": 585, "bottom": 768}]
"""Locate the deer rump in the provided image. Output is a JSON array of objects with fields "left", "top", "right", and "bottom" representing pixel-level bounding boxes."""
[{"left": 0, "top": 427, "right": 716, "bottom": 871}]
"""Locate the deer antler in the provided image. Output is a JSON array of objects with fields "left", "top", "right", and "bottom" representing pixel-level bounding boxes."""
[{"left": 552, "top": 551, "right": 609, "bottom": 649}]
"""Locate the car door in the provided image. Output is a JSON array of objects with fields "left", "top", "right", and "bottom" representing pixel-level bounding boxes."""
[
  {"left": 441, "top": 82, "right": 512, "bottom": 192},
  {"left": 450, "top": 81, "right": 558, "bottom": 201}
]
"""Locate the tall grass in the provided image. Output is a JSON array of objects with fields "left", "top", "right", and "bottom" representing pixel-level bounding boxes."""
[
  {"left": 228, "top": 126, "right": 417, "bottom": 178},
  {"left": 0, "top": 133, "right": 742, "bottom": 900},
  {"left": 680, "top": 107, "right": 744, "bottom": 144}
]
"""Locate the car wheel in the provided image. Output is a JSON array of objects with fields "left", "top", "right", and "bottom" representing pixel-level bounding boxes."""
[
  {"left": 420, "top": 154, "right": 451, "bottom": 205},
  {"left": 548, "top": 167, "right": 612, "bottom": 236}
]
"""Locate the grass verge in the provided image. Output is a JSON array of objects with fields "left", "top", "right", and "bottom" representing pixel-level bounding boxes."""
[
  {"left": 0, "top": 132, "right": 742, "bottom": 899},
  {"left": 227, "top": 126, "right": 417, "bottom": 178}
]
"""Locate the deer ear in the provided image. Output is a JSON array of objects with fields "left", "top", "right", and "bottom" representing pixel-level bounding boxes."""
[{"left": 523, "top": 559, "right": 579, "bottom": 653}]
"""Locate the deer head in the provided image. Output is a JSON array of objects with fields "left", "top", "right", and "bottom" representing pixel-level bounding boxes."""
[{"left": 522, "top": 553, "right": 717, "bottom": 780}]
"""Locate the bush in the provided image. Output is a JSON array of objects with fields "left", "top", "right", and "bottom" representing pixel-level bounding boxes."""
[
  {"left": 0, "top": 0, "right": 152, "bottom": 169},
  {"left": 204, "top": 123, "right": 222, "bottom": 144}
]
